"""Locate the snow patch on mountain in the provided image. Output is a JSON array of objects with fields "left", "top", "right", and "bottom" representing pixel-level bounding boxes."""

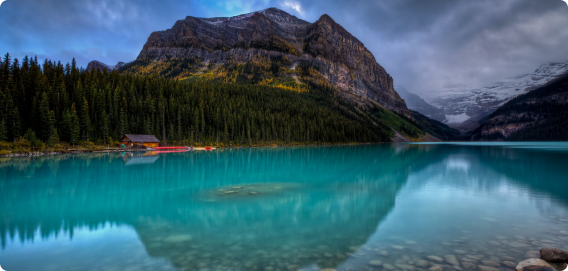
[
  {"left": 426, "top": 61, "right": 568, "bottom": 126},
  {"left": 201, "top": 7, "right": 308, "bottom": 29}
]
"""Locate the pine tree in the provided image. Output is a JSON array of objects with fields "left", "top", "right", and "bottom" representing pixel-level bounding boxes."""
[
  {"left": 0, "top": 53, "right": 427, "bottom": 147},
  {"left": 0, "top": 119, "right": 7, "bottom": 141},
  {"left": 47, "top": 123, "right": 59, "bottom": 147},
  {"left": 223, "top": 120, "right": 229, "bottom": 145},
  {"left": 46, "top": 110, "right": 57, "bottom": 146},
  {"left": 101, "top": 110, "right": 109, "bottom": 144},
  {"left": 0, "top": 89, "right": 5, "bottom": 122},
  {"left": 119, "top": 107, "right": 126, "bottom": 136},
  {"left": 39, "top": 92, "right": 53, "bottom": 141},
  {"left": 81, "top": 99, "right": 91, "bottom": 142},
  {"left": 2, "top": 53, "right": 11, "bottom": 86},
  {"left": 193, "top": 107, "right": 199, "bottom": 145},
  {"left": 200, "top": 106, "right": 205, "bottom": 144},
  {"left": 247, "top": 119, "right": 252, "bottom": 146},
  {"left": 9, "top": 107, "right": 21, "bottom": 140},
  {"left": 24, "top": 129, "right": 39, "bottom": 150},
  {"left": 177, "top": 109, "right": 182, "bottom": 141},
  {"left": 61, "top": 109, "right": 72, "bottom": 142},
  {"left": 70, "top": 104, "right": 80, "bottom": 146}
]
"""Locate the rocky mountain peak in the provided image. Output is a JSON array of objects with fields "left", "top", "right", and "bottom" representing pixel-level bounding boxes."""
[
  {"left": 316, "top": 14, "right": 334, "bottom": 23},
  {"left": 133, "top": 9, "right": 409, "bottom": 115}
]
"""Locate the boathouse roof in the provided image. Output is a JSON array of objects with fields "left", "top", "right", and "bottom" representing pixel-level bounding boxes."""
[{"left": 122, "top": 134, "right": 160, "bottom": 143}]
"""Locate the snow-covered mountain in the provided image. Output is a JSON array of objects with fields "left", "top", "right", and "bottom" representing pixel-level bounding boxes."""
[{"left": 426, "top": 61, "right": 568, "bottom": 130}]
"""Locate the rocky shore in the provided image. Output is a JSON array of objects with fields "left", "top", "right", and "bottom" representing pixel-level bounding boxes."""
[
  {"left": 1, "top": 151, "right": 62, "bottom": 157},
  {"left": 136, "top": 228, "right": 568, "bottom": 271},
  {"left": 513, "top": 248, "right": 568, "bottom": 271},
  {"left": 310, "top": 247, "right": 568, "bottom": 271}
]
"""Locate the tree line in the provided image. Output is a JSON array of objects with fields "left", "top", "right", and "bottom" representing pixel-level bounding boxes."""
[{"left": 1, "top": 53, "right": 405, "bottom": 148}]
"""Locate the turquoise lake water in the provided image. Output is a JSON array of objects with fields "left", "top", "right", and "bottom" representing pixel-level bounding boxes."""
[{"left": 1, "top": 143, "right": 568, "bottom": 271}]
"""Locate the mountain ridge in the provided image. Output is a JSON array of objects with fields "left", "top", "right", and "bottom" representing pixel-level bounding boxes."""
[
  {"left": 120, "top": 8, "right": 409, "bottom": 115},
  {"left": 396, "top": 86, "right": 446, "bottom": 122},
  {"left": 471, "top": 72, "right": 568, "bottom": 141},
  {"left": 87, "top": 60, "right": 125, "bottom": 72},
  {"left": 427, "top": 60, "right": 568, "bottom": 130}
]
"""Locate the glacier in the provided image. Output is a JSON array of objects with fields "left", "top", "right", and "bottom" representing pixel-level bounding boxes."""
[{"left": 424, "top": 61, "right": 568, "bottom": 129}]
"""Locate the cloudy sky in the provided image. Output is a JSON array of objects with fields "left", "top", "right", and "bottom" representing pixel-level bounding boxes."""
[{"left": 1, "top": 0, "right": 568, "bottom": 96}]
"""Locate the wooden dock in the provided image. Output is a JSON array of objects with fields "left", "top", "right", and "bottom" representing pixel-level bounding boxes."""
[{"left": 192, "top": 147, "right": 217, "bottom": 151}]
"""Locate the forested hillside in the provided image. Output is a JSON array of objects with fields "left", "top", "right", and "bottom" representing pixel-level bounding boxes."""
[
  {"left": 127, "top": 8, "right": 410, "bottom": 114},
  {"left": 410, "top": 111, "right": 460, "bottom": 141},
  {"left": 0, "top": 53, "right": 435, "bottom": 150}
]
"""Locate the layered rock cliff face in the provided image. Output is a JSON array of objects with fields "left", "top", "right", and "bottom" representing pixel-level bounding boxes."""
[{"left": 135, "top": 8, "right": 409, "bottom": 114}]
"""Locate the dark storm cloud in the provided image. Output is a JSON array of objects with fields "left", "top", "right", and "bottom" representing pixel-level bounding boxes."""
[
  {"left": 283, "top": 0, "right": 568, "bottom": 95},
  {"left": 1, "top": 0, "right": 567, "bottom": 96},
  {"left": 0, "top": 0, "right": 211, "bottom": 66}
]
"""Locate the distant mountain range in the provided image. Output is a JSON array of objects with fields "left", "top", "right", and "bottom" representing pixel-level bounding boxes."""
[
  {"left": 471, "top": 72, "right": 568, "bottom": 141},
  {"left": 396, "top": 86, "right": 446, "bottom": 122},
  {"left": 425, "top": 61, "right": 568, "bottom": 131}
]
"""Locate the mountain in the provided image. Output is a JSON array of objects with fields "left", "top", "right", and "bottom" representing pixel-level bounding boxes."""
[
  {"left": 393, "top": 87, "right": 460, "bottom": 140},
  {"left": 410, "top": 111, "right": 460, "bottom": 141},
  {"left": 471, "top": 72, "right": 568, "bottom": 141},
  {"left": 1, "top": 53, "right": 431, "bottom": 145},
  {"left": 396, "top": 86, "right": 446, "bottom": 122},
  {"left": 121, "top": 8, "right": 409, "bottom": 115},
  {"left": 427, "top": 61, "right": 568, "bottom": 130},
  {"left": 87, "top": 60, "right": 126, "bottom": 72}
]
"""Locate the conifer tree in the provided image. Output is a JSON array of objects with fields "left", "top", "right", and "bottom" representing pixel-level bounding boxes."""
[
  {"left": 9, "top": 107, "right": 21, "bottom": 140},
  {"left": 81, "top": 99, "right": 91, "bottom": 142},
  {"left": 39, "top": 92, "right": 53, "bottom": 141},
  {"left": 47, "top": 124, "right": 59, "bottom": 147},
  {"left": 193, "top": 108, "right": 199, "bottom": 144},
  {"left": 2, "top": 53, "right": 11, "bottom": 85},
  {"left": 0, "top": 119, "right": 7, "bottom": 141},
  {"left": 223, "top": 120, "right": 229, "bottom": 145},
  {"left": 119, "top": 107, "right": 126, "bottom": 136},
  {"left": 0, "top": 53, "right": 430, "bottom": 147},
  {"left": 200, "top": 106, "right": 205, "bottom": 144},
  {"left": 101, "top": 110, "right": 109, "bottom": 144},
  {"left": 70, "top": 104, "right": 80, "bottom": 146},
  {"left": 0, "top": 89, "right": 5, "bottom": 122},
  {"left": 24, "top": 129, "right": 39, "bottom": 150},
  {"left": 61, "top": 109, "right": 72, "bottom": 142}
]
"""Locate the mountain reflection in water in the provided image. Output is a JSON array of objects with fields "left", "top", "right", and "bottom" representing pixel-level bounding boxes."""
[{"left": 1, "top": 143, "right": 568, "bottom": 271}]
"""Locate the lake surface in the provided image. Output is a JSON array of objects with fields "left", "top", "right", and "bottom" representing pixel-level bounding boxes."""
[{"left": 1, "top": 143, "right": 568, "bottom": 271}]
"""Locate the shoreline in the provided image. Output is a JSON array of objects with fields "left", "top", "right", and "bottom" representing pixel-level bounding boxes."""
[
  {"left": 5, "top": 141, "right": 561, "bottom": 158},
  {"left": 0, "top": 142, "right": 393, "bottom": 158}
]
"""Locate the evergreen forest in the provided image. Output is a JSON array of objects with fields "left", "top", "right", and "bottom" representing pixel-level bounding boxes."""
[{"left": 0, "top": 53, "right": 455, "bottom": 152}]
